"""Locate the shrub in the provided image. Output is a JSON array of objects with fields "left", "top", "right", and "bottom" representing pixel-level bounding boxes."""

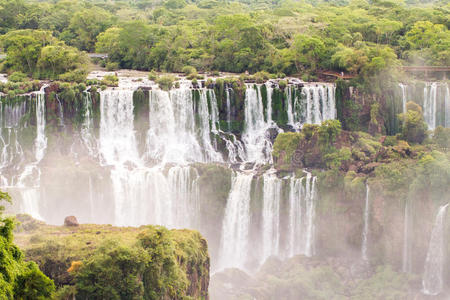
[
  {"left": 278, "top": 80, "right": 287, "bottom": 89},
  {"left": 59, "top": 69, "right": 87, "bottom": 83},
  {"left": 398, "top": 109, "right": 427, "bottom": 144},
  {"left": 148, "top": 71, "right": 158, "bottom": 81},
  {"left": 273, "top": 132, "right": 302, "bottom": 162},
  {"left": 253, "top": 71, "right": 271, "bottom": 83},
  {"left": 317, "top": 120, "right": 342, "bottom": 146},
  {"left": 75, "top": 241, "right": 147, "bottom": 299},
  {"left": 8, "top": 71, "right": 28, "bottom": 82},
  {"left": 383, "top": 135, "right": 397, "bottom": 147},
  {"left": 182, "top": 66, "right": 196, "bottom": 75},
  {"left": 156, "top": 75, "right": 176, "bottom": 91},
  {"left": 102, "top": 74, "right": 119, "bottom": 87},
  {"left": 106, "top": 61, "right": 119, "bottom": 71},
  {"left": 433, "top": 126, "right": 450, "bottom": 149}
]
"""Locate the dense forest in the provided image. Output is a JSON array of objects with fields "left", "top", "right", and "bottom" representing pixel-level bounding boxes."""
[{"left": 0, "top": 0, "right": 448, "bottom": 83}]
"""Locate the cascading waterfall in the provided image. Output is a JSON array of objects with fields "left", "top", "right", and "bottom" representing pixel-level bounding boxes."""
[
  {"left": 146, "top": 88, "right": 222, "bottom": 164},
  {"left": 287, "top": 172, "right": 317, "bottom": 258},
  {"left": 15, "top": 86, "right": 48, "bottom": 220},
  {"left": 423, "top": 83, "right": 437, "bottom": 130},
  {"left": 361, "top": 183, "right": 370, "bottom": 261},
  {"left": 286, "top": 83, "right": 336, "bottom": 130},
  {"left": 99, "top": 89, "right": 201, "bottom": 227},
  {"left": 219, "top": 172, "right": 253, "bottom": 270},
  {"left": 402, "top": 199, "right": 412, "bottom": 273},
  {"left": 261, "top": 173, "right": 282, "bottom": 262},
  {"left": 81, "top": 91, "right": 97, "bottom": 157},
  {"left": 399, "top": 83, "right": 407, "bottom": 114},
  {"left": 242, "top": 85, "right": 277, "bottom": 164},
  {"left": 1, "top": 80, "right": 338, "bottom": 276},
  {"left": 0, "top": 98, "right": 27, "bottom": 185},
  {"left": 226, "top": 88, "right": 231, "bottom": 131},
  {"left": 422, "top": 203, "right": 449, "bottom": 296},
  {"left": 445, "top": 84, "right": 449, "bottom": 128}
]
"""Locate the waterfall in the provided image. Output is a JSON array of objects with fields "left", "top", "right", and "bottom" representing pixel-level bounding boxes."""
[
  {"left": 99, "top": 89, "right": 140, "bottom": 166},
  {"left": 226, "top": 88, "right": 231, "bottom": 131},
  {"left": 261, "top": 173, "right": 282, "bottom": 262},
  {"left": 287, "top": 173, "right": 317, "bottom": 258},
  {"left": 0, "top": 98, "right": 27, "bottom": 185},
  {"left": 445, "top": 83, "right": 449, "bottom": 128},
  {"left": 361, "top": 183, "right": 370, "bottom": 261},
  {"left": 242, "top": 85, "right": 277, "bottom": 164},
  {"left": 422, "top": 203, "right": 449, "bottom": 296},
  {"left": 219, "top": 172, "right": 253, "bottom": 270},
  {"left": 146, "top": 88, "right": 222, "bottom": 164},
  {"left": 81, "top": 92, "right": 97, "bottom": 157},
  {"left": 15, "top": 86, "right": 48, "bottom": 220},
  {"left": 423, "top": 83, "right": 437, "bottom": 130},
  {"left": 99, "top": 89, "right": 201, "bottom": 227},
  {"left": 288, "top": 84, "right": 336, "bottom": 129},
  {"left": 402, "top": 199, "right": 412, "bottom": 273},
  {"left": 399, "top": 83, "right": 407, "bottom": 114},
  {"left": 55, "top": 94, "right": 65, "bottom": 128}
]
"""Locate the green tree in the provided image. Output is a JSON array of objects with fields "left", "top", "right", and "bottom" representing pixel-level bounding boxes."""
[
  {"left": 398, "top": 101, "right": 427, "bottom": 144},
  {"left": 0, "top": 29, "right": 54, "bottom": 74},
  {"left": 290, "top": 34, "right": 325, "bottom": 73},
  {"left": 0, "top": 191, "right": 55, "bottom": 299},
  {"left": 64, "top": 7, "right": 115, "bottom": 52},
  {"left": 75, "top": 242, "right": 147, "bottom": 300}
]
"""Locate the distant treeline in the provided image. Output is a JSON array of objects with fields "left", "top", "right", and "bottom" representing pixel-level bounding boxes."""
[{"left": 0, "top": 0, "right": 448, "bottom": 83}]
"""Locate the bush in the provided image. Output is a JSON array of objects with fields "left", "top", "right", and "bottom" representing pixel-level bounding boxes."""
[
  {"left": 398, "top": 108, "right": 427, "bottom": 144},
  {"left": 59, "top": 69, "right": 87, "bottom": 83},
  {"left": 182, "top": 66, "right": 197, "bottom": 75},
  {"left": 433, "top": 126, "right": 450, "bottom": 149},
  {"left": 382, "top": 135, "right": 397, "bottom": 147},
  {"left": 102, "top": 74, "right": 119, "bottom": 87},
  {"left": 8, "top": 71, "right": 28, "bottom": 82},
  {"left": 317, "top": 120, "right": 342, "bottom": 146},
  {"left": 76, "top": 242, "right": 147, "bottom": 299},
  {"left": 253, "top": 71, "right": 271, "bottom": 83},
  {"left": 148, "top": 71, "right": 158, "bottom": 81},
  {"left": 156, "top": 75, "right": 176, "bottom": 91},
  {"left": 106, "top": 62, "right": 119, "bottom": 71}
]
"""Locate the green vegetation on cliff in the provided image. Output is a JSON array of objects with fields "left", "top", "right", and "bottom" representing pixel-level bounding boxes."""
[
  {"left": 14, "top": 216, "right": 210, "bottom": 299},
  {"left": 0, "top": 193, "right": 54, "bottom": 299}
]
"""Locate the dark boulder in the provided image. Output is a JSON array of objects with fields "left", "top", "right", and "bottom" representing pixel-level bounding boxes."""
[{"left": 64, "top": 216, "right": 79, "bottom": 227}]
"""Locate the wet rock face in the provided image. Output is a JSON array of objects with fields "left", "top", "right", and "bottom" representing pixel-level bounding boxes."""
[{"left": 64, "top": 216, "right": 79, "bottom": 226}]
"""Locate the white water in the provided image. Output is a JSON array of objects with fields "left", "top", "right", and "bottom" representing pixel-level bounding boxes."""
[
  {"left": 445, "top": 84, "right": 450, "bottom": 128},
  {"left": 81, "top": 92, "right": 98, "bottom": 157},
  {"left": 399, "top": 83, "right": 407, "bottom": 114},
  {"left": 287, "top": 172, "right": 317, "bottom": 258},
  {"left": 0, "top": 98, "right": 27, "bottom": 185},
  {"left": 261, "top": 173, "right": 282, "bottom": 262},
  {"left": 422, "top": 203, "right": 449, "bottom": 296},
  {"left": 361, "top": 183, "right": 370, "bottom": 261},
  {"left": 402, "top": 199, "right": 412, "bottom": 273},
  {"left": 146, "top": 88, "right": 222, "bottom": 164},
  {"left": 226, "top": 88, "right": 231, "bottom": 131},
  {"left": 14, "top": 87, "right": 48, "bottom": 220},
  {"left": 99, "top": 89, "right": 202, "bottom": 227},
  {"left": 286, "top": 83, "right": 336, "bottom": 130},
  {"left": 219, "top": 172, "right": 253, "bottom": 270},
  {"left": 242, "top": 85, "right": 273, "bottom": 164},
  {"left": 423, "top": 83, "right": 437, "bottom": 130}
]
